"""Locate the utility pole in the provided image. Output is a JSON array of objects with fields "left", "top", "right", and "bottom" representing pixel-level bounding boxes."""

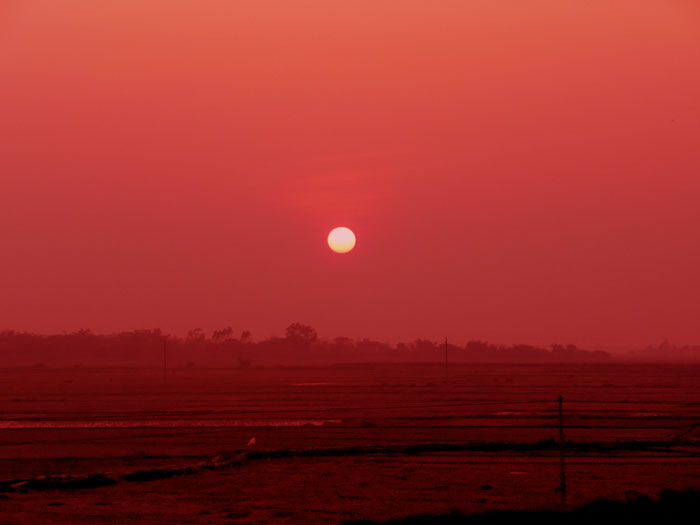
[
  {"left": 163, "top": 339, "right": 167, "bottom": 382},
  {"left": 557, "top": 395, "right": 567, "bottom": 509}
]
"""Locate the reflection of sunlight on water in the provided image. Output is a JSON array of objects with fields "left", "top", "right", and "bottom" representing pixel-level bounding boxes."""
[{"left": 0, "top": 419, "right": 342, "bottom": 429}]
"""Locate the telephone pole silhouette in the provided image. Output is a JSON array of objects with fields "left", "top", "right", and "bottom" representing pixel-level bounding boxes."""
[{"left": 557, "top": 395, "right": 567, "bottom": 509}]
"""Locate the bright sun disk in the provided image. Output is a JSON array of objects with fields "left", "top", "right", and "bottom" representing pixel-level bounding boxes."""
[{"left": 328, "top": 227, "right": 356, "bottom": 253}]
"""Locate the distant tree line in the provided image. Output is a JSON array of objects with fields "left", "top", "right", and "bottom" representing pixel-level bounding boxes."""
[
  {"left": 629, "top": 339, "right": 700, "bottom": 362},
  {"left": 0, "top": 324, "right": 616, "bottom": 367}
]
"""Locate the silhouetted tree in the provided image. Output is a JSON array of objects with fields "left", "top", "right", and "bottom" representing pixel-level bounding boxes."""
[
  {"left": 411, "top": 339, "right": 437, "bottom": 352},
  {"left": 466, "top": 340, "right": 490, "bottom": 353},
  {"left": 212, "top": 326, "right": 234, "bottom": 342},
  {"left": 333, "top": 336, "right": 353, "bottom": 349},
  {"left": 186, "top": 328, "right": 206, "bottom": 343},
  {"left": 285, "top": 323, "right": 317, "bottom": 345}
]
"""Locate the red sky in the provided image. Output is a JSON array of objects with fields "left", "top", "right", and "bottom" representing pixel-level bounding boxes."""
[{"left": 1, "top": 1, "right": 699, "bottom": 350}]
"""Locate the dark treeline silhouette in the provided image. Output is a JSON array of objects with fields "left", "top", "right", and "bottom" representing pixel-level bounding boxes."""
[
  {"left": 627, "top": 338, "right": 700, "bottom": 362},
  {"left": 0, "top": 324, "right": 615, "bottom": 367}
]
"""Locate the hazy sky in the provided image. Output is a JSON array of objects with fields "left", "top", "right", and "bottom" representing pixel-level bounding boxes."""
[{"left": 1, "top": 1, "right": 699, "bottom": 349}]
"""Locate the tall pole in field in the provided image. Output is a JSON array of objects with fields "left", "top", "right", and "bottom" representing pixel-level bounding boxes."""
[
  {"left": 558, "top": 395, "right": 567, "bottom": 509},
  {"left": 163, "top": 339, "right": 167, "bottom": 382},
  {"left": 444, "top": 336, "right": 449, "bottom": 386}
]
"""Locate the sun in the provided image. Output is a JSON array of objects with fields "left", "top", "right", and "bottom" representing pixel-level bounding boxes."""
[{"left": 328, "top": 227, "right": 356, "bottom": 254}]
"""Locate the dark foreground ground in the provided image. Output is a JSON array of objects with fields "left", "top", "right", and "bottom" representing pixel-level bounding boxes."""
[
  {"left": 350, "top": 489, "right": 700, "bottom": 524},
  {"left": 1, "top": 364, "right": 699, "bottom": 523}
]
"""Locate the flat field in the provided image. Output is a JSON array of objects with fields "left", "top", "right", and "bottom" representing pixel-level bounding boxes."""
[{"left": 1, "top": 364, "right": 699, "bottom": 523}]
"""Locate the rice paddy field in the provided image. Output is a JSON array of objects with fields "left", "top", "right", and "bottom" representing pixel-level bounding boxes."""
[{"left": 1, "top": 363, "right": 700, "bottom": 523}]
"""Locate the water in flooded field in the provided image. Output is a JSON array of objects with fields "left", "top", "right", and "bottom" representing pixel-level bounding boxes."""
[
  {"left": 1, "top": 364, "right": 699, "bottom": 523},
  {"left": 0, "top": 418, "right": 342, "bottom": 429}
]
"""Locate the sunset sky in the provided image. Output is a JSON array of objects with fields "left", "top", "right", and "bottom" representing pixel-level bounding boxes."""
[{"left": 1, "top": 1, "right": 699, "bottom": 349}]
